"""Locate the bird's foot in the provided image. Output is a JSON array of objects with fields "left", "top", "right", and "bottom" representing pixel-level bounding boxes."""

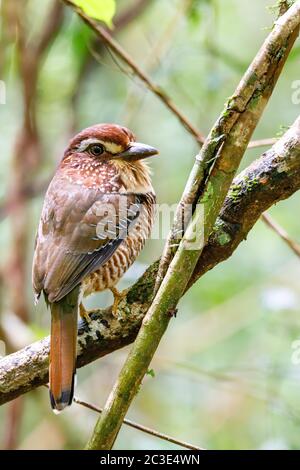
[
  {"left": 110, "top": 286, "right": 128, "bottom": 318},
  {"left": 79, "top": 302, "right": 92, "bottom": 324}
]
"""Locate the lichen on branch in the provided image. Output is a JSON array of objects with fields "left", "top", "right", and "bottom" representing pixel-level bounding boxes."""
[{"left": 0, "top": 116, "right": 299, "bottom": 407}]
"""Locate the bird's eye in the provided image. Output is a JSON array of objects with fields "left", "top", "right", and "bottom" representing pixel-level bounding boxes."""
[{"left": 88, "top": 144, "right": 104, "bottom": 156}]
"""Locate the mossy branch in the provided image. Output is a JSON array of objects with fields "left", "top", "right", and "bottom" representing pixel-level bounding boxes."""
[
  {"left": 85, "top": 2, "right": 300, "bottom": 449},
  {"left": 0, "top": 116, "right": 299, "bottom": 407}
]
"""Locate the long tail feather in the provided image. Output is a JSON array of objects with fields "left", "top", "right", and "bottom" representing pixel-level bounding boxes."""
[{"left": 49, "top": 287, "right": 79, "bottom": 412}]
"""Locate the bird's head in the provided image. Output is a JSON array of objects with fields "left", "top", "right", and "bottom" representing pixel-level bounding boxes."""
[
  {"left": 65, "top": 123, "right": 158, "bottom": 165},
  {"left": 62, "top": 123, "right": 158, "bottom": 193}
]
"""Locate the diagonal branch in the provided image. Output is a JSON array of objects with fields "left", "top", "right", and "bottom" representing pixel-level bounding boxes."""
[
  {"left": 85, "top": 2, "right": 300, "bottom": 448},
  {"left": 62, "top": 0, "right": 206, "bottom": 145},
  {"left": 86, "top": 1, "right": 300, "bottom": 450},
  {"left": 247, "top": 138, "right": 278, "bottom": 149},
  {"left": 73, "top": 395, "right": 204, "bottom": 450},
  {"left": 0, "top": 116, "right": 299, "bottom": 406},
  {"left": 190, "top": 116, "right": 300, "bottom": 286},
  {"left": 261, "top": 212, "right": 300, "bottom": 258},
  {"left": 61, "top": 0, "right": 291, "bottom": 152},
  {"left": 34, "top": 1, "right": 64, "bottom": 57}
]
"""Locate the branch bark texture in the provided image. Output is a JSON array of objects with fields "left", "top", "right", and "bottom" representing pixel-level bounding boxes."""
[
  {"left": 0, "top": 116, "right": 299, "bottom": 406},
  {"left": 85, "top": 2, "right": 300, "bottom": 449}
]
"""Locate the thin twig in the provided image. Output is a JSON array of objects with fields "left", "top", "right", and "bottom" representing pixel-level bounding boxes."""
[
  {"left": 61, "top": 0, "right": 280, "bottom": 151},
  {"left": 73, "top": 396, "right": 204, "bottom": 451},
  {"left": 114, "top": 0, "right": 150, "bottom": 29},
  {"left": 42, "top": 382, "right": 204, "bottom": 449},
  {"left": 42, "top": 383, "right": 203, "bottom": 450},
  {"left": 62, "top": 0, "right": 205, "bottom": 145},
  {"left": 261, "top": 212, "right": 300, "bottom": 258},
  {"left": 122, "top": 0, "right": 193, "bottom": 125},
  {"left": 247, "top": 137, "right": 278, "bottom": 149},
  {"left": 35, "top": 1, "right": 64, "bottom": 57}
]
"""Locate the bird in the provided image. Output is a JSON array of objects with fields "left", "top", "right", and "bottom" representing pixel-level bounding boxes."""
[{"left": 32, "top": 123, "right": 158, "bottom": 412}]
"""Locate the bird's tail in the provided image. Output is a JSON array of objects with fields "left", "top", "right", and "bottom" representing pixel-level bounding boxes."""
[{"left": 49, "top": 287, "right": 79, "bottom": 413}]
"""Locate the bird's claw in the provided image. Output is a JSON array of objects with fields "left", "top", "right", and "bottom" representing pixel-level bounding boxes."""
[
  {"left": 79, "top": 302, "right": 92, "bottom": 323},
  {"left": 110, "top": 286, "right": 128, "bottom": 318}
]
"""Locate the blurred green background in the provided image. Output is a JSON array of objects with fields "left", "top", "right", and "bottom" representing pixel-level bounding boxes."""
[{"left": 0, "top": 0, "right": 300, "bottom": 450}]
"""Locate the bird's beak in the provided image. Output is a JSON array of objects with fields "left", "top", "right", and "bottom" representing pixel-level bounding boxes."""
[{"left": 117, "top": 142, "right": 159, "bottom": 161}]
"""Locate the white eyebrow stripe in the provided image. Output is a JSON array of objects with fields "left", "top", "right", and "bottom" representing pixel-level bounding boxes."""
[
  {"left": 77, "top": 138, "right": 123, "bottom": 154},
  {"left": 103, "top": 141, "right": 124, "bottom": 154}
]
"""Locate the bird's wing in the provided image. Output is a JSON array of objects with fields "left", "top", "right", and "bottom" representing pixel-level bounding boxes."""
[{"left": 32, "top": 176, "right": 141, "bottom": 303}]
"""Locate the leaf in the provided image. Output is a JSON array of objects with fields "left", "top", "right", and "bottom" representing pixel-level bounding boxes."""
[
  {"left": 146, "top": 368, "right": 155, "bottom": 378},
  {"left": 72, "top": 0, "right": 116, "bottom": 27}
]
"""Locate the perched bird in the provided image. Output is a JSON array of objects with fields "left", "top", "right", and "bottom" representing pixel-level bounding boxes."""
[{"left": 32, "top": 124, "right": 158, "bottom": 412}]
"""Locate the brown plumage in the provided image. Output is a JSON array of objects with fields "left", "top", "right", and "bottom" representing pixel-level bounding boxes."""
[{"left": 32, "top": 124, "right": 158, "bottom": 412}]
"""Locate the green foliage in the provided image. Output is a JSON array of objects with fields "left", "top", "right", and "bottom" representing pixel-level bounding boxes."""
[
  {"left": 187, "top": 0, "right": 212, "bottom": 28},
  {"left": 72, "top": 0, "right": 116, "bottom": 27},
  {"left": 146, "top": 369, "right": 156, "bottom": 378}
]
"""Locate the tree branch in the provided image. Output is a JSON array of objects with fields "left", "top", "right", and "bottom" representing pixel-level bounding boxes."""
[
  {"left": 62, "top": 0, "right": 206, "bottom": 145},
  {"left": 247, "top": 137, "right": 278, "bottom": 149},
  {"left": 261, "top": 212, "right": 300, "bottom": 258},
  {"left": 85, "top": 2, "right": 300, "bottom": 448},
  {"left": 73, "top": 395, "right": 204, "bottom": 450},
  {"left": 0, "top": 116, "right": 299, "bottom": 406},
  {"left": 113, "top": 0, "right": 150, "bottom": 30},
  {"left": 190, "top": 116, "right": 300, "bottom": 286}
]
